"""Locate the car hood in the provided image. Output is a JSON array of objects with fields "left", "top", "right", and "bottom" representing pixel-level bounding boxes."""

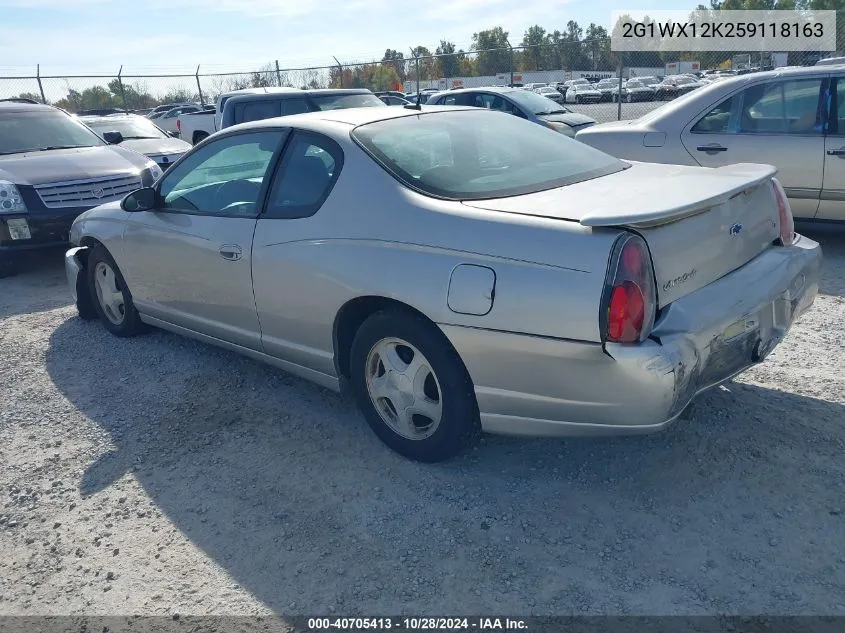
[
  {"left": 539, "top": 112, "right": 596, "bottom": 127},
  {"left": 0, "top": 145, "right": 151, "bottom": 186},
  {"left": 118, "top": 138, "right": 191, "bottom": 156}
]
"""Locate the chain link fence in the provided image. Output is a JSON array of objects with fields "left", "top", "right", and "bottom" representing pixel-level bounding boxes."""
[{"left": 0, "top": 40, "right": 837, "bottom": 123}]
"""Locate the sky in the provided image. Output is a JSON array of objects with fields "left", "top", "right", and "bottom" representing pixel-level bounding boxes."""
[{"left": 0, "top": 0, "right": 681, "bottom": 76}]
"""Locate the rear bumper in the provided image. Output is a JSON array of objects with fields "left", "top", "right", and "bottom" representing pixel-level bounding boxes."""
[{"left": 439, "top": 235, "right": 822, "bottom": 437}]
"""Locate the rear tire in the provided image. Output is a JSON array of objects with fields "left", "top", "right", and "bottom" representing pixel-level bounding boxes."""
[
  {"left": 349, "top": 309, "right": 480, "bottom": 463},
  {"left": 193, "top": 131, "right": 209, "bottom": 145},
  {"left": 86, "top": 243, "right": 146, "bottom": 337}
]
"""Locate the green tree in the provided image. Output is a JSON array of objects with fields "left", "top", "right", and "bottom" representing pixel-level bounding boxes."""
[
  {"left": 472, "top": 27, "right": 511, "bottom": 75},
  {"left": 13, "top": 92, "right": 42, "bottom": 103},
  {"left": 435, "top": 40, "right": 461, "bottom": 78},
  {"left": 520, "top": 24, "right": 549, "bottom": 70},
  {"left": 371, "top": 64, "right": 403, "bottom": 91},
  {"left": 408, "top": 46, "right": 435, "bottom": 81},
  {"left": 382, "top": 49, "right": 407, "bottom": 81},
  {"left": 560, "top": 21, "right": 589, "bottom": 70}
]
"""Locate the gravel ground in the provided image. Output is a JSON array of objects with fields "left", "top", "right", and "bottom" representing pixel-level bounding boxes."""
[{"left": 1, "top": 226, "right": 844, "bottom": 618}]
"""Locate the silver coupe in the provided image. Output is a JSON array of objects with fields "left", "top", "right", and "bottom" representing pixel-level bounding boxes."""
[{"left": 65, "top": 105, "right": 822, "bottom": 462}]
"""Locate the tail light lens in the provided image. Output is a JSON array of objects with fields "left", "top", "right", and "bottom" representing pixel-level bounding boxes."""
[
  {"left": 602, "top": 233, "right": 657, "bottom": 344},
  {"left": 176, "top": 118, "right": 181, "bottom": 132},
  {"left": 771, "top": 177, "right": 794, "bottom": 245}
]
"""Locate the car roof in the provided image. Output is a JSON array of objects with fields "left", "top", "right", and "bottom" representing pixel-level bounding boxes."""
[
  {"left": 0, "top": 100, "right": 57, "bottom": 113},
  {"left": 219, "top": 87, "right": 303, "bottom": 99},
  {"left": 223, "top": 88, "right": 375, "bottom": 106},
  {"left": 228, "top": 104, "right": 477, "bottom": 131},
  {"left": 80, "top": 113, "right": 140, "bottom": 120},
  {"left": 427, "top": 86, "right": 517, "bottom": 98}
]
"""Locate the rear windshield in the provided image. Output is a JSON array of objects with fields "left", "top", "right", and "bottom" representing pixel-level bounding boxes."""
[
  {"left": 351, "top": 109, "right": 625, "bottom": 200},
  {"left": 310, "top": 93, "right": 386, "bottom": 111},
  {"left": 0, "top": 110, "right": 105, "bottom": 155}
]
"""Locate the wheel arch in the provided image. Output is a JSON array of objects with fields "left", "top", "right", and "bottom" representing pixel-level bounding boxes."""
[{"left": 332, "top": 295, "right": 443, "bottom": 382}]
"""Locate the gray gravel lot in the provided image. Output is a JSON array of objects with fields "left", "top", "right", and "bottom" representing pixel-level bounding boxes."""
[{"left": 1, "top": 226, "right": 844, "bottom": 617}]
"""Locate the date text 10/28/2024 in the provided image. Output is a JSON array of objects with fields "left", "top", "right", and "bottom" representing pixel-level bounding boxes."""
[{"left": 307, "top": 618, "right": 528, "bottom": 630}]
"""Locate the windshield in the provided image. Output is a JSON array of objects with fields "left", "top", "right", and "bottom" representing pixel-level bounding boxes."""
[
  {"left": 351, "top": 110, "right": 624, "bottom": 200},
  {"left": 0, "top": 110, "right": 105, "bottom": 155},
  {"left": 310, "top": 93, "right": 386, "bottom": 111},
  {"left": 627, "top": 81, "right": 644, "bottom": 88},
  {"left": 505, "top": 89, "right": 567, "bottom": 114},
  {"left": 639, "top": 77, "right": 658, "bottom": 85},
  {"left": 83, "top": 116, "right": 168, "bottom": 140}
]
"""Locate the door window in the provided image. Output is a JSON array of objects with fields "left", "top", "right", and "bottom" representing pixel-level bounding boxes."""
[
  {"left": 738, "top": 79, "right": 823, "bottom": 135},
  {"left": 691, "top": 96, "right": 736, "bottom": 133},
  {"left": 264, "top": 131, "right": 344, "bottom": 219},
  {"left": 832, "top": 77, "right": 845, "bottom": 134},
  {"left": 157, "top": 130, "right": 286, "bottom": 217}
]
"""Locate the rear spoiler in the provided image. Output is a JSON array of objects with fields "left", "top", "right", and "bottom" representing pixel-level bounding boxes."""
[{"left": 579, "top": 163, "right": 778, "bottom": 229}]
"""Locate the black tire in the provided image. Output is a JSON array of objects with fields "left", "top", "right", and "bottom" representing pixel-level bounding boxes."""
[
  {"left": 193, "top": 131, "right": 209, "bottom": 145},
  {"left": 86, "top": 243, "right": 146, "bottom": 337},
  {"left": 349, "top": 309, "right": 480, "bottom": 463}
]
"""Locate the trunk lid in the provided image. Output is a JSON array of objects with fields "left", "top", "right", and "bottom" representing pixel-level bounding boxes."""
[{"left": 461, "top": 161, "right": 781, "bottom": 306}]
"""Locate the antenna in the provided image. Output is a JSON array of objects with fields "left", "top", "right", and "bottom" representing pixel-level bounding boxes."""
[{"left": 403, "top": 48, "right": 423, "bottom": 110}]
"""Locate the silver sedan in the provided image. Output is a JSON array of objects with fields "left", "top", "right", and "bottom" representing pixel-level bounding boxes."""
[
  {"left": 65, "top": 106, "right": 821, "bottom": 462},
  {"left": 576, "top": 65, "right": 842, "bottom": 221}
]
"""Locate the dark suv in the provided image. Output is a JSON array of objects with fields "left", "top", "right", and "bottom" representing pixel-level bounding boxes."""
[
  {"left": 0, "top": 100, "right": 161, "bottom": 277},
  {"left": 220, "top": 89, "right": 386, "bottom": 129}
]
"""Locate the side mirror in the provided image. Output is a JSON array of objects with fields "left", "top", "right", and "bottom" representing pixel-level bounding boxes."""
[
  {"left": 121, "top": 187, "right": 157, "bottom": 212},
  {"left": 102, "top": 130, "right": 124, "bottom": 144}
]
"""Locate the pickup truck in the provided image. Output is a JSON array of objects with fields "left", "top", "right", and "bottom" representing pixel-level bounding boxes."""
[{"left": 176, "top": 87, "right": 304, "bottom": 145}]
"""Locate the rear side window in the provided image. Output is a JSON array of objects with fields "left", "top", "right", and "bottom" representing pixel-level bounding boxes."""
[
  {"left": 236, "top": 100, "right": 281, "bottom": 124},
  {"left": 264, "top": 132, "right": 344, "bottom": 218},
  {"left": 738, "top": 79, "right": 823, "bottom": 135}
]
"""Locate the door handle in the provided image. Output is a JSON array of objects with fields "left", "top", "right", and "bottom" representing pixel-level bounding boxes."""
[
  {"left": 219, "top": 244, "right": 242, "bottom": 261},
  {"left": 826, "top": 148, "right": 845, "bottom": 156},
  {"left": 696, "top": 144, "right": 728, "bottom": 153}
]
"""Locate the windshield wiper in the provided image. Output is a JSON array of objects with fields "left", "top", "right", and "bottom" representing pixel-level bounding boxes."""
[
  {"left": 120, "top": 136, "right": 162, "bottom": 140},
  {"left": 38, "top": 145, "right": 92, "bottom": 151},
  {"left": 536, "top": 109, "right": 568, "bottom": 115}
]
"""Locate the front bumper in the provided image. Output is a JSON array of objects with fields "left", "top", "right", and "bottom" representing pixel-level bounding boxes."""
[
  {"left": 0, "top": 211, "right": 81, "bottom": 254},
  {"left": 439, "top": 235, "right": 822, "bottom": 437}
]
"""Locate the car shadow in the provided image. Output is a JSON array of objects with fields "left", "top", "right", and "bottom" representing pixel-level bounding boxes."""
[
  {"left": 0, "top": 247, "right": 71, "bottom": 320},
  {"left": 796, "top": 222, "right": 845, "bottom": 298},
  {"left": 44, "top": 315, "right": 845, "bottom": 614}
]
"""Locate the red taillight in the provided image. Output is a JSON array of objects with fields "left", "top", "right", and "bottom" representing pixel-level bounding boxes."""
[
  {"left": 771, "top": 177, "right": 794, "bottom": 245},
  {"left": 602, "top": 235, "right": 656, "bottom": 344},
  {"left": 176, "top": 118, "right": 181, "bottom": 131}
]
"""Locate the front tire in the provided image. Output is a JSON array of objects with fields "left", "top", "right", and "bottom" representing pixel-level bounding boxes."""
[
  {"left": 86, "top": 244, "right": 146, "bottom": 337},
  {"left": 349, "top": 309, "right": 480, "bottom": 462}
]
